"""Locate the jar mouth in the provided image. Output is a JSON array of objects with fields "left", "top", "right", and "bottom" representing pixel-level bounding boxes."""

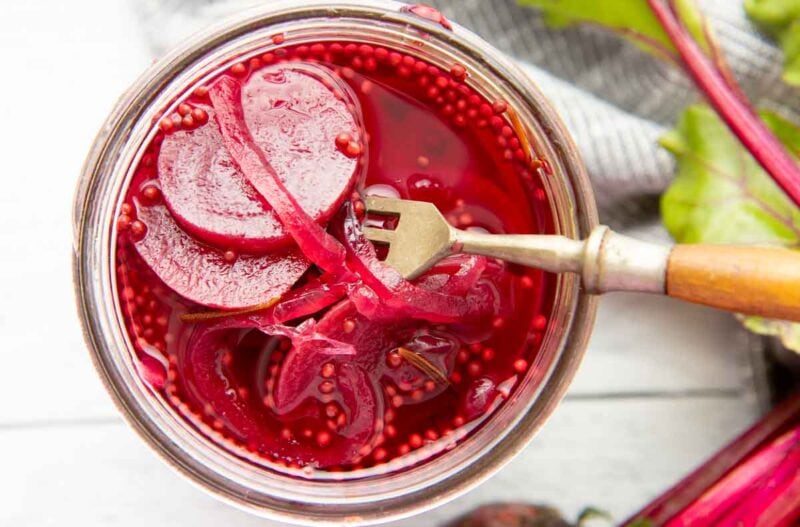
[{"left": 74, "top": 1, "right": 598, "bottom": 524}]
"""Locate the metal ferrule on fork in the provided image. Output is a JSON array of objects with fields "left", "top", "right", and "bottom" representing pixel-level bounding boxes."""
[{"left": 454, "top": 226, "right": 671, "bottom": 295}]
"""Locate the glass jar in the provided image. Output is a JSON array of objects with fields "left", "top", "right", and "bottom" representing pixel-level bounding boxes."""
[{"left": 73, "top": 1, "right": 598, "bottom": 523}]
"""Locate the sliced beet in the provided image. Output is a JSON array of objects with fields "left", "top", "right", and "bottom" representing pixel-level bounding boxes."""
[
  {"left": 181, "top": 314, "right": 378, "bottom": 466},
  {"left": 159, "top": 62, "right": 363, "bottom": 253},
  {"left": 274, "top": 300, "right": 461, "bottom": 462},
  {"left": 132, "top": 201, "right": 309, "bottom": 309},
  {"left": 274, "top": 301, "right": 400, "bottom": 417},
  {"left": 310, "top": 301, "right": 459, "bottom": 396},
  {"left": 169, "top": 280, "right": 354, "bottom": 467},
  {"left": 178, "top": 322, "right": 306, "bottom": 464},
  {"left": 209, "top": 75, "right": 348, "bottom": 272},
  {"left": 241, "top": 64, "right": 364, "bottom": 219},
  {"left": 272, "top": 320, "right": 382, "bottom": 465},
  {"left": 157, "top": 110, "right": 284, "bottom": 252}
]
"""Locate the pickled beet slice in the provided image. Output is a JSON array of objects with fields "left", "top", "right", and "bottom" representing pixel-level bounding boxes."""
[
  {"left": 178, "top": 282, "right": 368, "bottom": 467},
  {"left": 159, "top": 63, "right": 363, "bottom": 253},
  {"left": 311, "top": 300, "right": 459, "bottom": 397},
  {"left": 414, "top": 253, "right": 488, "bottom": 296},
  {"left": 132, "top": 201, "right": 309, "bottom": 309},
  {"left": 274, "top": 286, "right": 467, "bottom": 462},
  {"left": 157, "top": 109, "right": 283, "bottom": 252},
  {"left": 242, "top": 64, "right": 364, "bottom": 217},
  {"left": 272, "top": 321, "right": 382, "bottom": 465},
  {"left": 179, "top": 323, "right": 306, "bottom": 463},
  {"left": 210, "top": 75, "right": 348, "bottom": 272},
  {"left": 274, "top": 301, "right": 392, "bottom": 417}
]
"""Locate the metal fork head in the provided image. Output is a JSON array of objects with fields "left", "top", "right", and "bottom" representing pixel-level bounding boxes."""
[{"left": 363, "top": 196, "right": 455, "bottom": 279}]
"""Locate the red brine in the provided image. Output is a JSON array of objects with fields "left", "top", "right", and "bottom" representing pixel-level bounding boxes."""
[{"left": 114, "top": 37, "right": 556, "bottom": 474}]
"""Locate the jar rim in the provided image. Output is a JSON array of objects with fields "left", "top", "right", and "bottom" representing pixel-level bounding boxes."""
[{"left": 73, "top": 1, "right": 599, "bottom": 524}]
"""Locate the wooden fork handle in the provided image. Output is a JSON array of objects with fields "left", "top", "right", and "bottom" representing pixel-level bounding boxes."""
[
  {"left": 667, "top": 245, "right": 800, "bottom": 322},
  {"left": 453, "top": 224, "right": 800, "bottom": 321}
]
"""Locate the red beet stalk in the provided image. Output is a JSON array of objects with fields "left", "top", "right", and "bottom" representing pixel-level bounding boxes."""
[
  {"left": 715, "top": 432, "right": 800, "bottom": 527},
  {"left": 647, "top": 0, "right": 800, "bottom": 207},
  {"left": 624, "top": 392, "right": 800, "bottom": 526}
]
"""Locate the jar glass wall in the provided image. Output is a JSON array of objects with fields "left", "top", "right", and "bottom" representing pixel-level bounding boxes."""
[{"left": 73, "top": 1, "right": 598, "bottom": 524}]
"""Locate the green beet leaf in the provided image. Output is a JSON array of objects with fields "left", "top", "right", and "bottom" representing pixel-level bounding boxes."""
[
  {"left": 746, "top": 0, "right": 800, "bottom": 86},
  {"left": 661, "top": 104, "right": 800, "bottom": 351},
  {"left": 518, "top": 0, "right": 713, "bottom": 61},
  {"left": 741, "top": 315, "right": 800, "bottom": 351}
]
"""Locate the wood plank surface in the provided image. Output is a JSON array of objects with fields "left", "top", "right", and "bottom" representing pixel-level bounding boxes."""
[{"left": 0, "top": 1, "right": 764, "bottom": 525}]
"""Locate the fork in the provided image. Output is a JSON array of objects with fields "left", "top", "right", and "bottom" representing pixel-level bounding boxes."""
[{"left": 363, "top": 196, "right": 800, "bottom": 322}]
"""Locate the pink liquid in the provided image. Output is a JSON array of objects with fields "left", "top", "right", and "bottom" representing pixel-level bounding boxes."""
[{"left": 115, "top": 37, "right": 556, "bottom": 473}]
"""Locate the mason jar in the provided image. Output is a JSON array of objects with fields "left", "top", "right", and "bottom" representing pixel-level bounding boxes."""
[{"left": 73, "top": 1, "right": 598, "bottom": 523}]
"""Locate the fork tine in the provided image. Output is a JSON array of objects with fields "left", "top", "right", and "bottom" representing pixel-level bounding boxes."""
[
  {"left": 364, "top": 196, "right": 406, "bottom": 215},
  {"left": 362, "top": 195, "right": 455, "bottom": 279},
  {"left": 362, "top": 226, "right": 396, "bottom": 245}
]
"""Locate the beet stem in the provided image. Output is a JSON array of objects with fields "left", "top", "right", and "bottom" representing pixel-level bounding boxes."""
[
  {"left": 715, "top": 434, "right": 800, "bottom": 527},
  {"left": 663, "top": 428, "right": 800, "bottom": 526},
  {"left": 623, "top": 392, "right": 800, "bottom": 525},
  {"left": 648, "top": 0, "right": 800, "bottom": 207}
]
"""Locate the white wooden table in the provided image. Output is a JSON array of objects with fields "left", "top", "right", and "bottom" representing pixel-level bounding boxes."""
[{"left": 0, "top": 1, "right": 762, "bottom": 524}]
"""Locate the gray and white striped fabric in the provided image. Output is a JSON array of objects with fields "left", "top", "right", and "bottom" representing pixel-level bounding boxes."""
[{"left": 130, "top": 0, "right": 798, "bottom": 232}]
